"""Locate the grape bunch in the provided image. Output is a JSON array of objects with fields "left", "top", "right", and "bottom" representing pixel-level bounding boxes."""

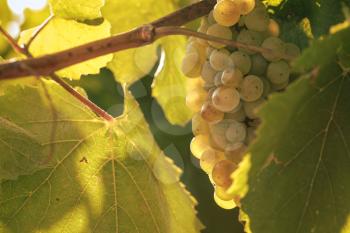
[{"left": 182, "top": 0, "right": 300, "bottom": 209}]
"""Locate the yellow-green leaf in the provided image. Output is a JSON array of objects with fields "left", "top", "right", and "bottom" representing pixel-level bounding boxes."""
[{"left": 19, "top": 18, "right": 113, "bottom": 80}]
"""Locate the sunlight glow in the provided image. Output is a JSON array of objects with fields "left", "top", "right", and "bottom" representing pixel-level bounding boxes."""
[{"left": 7, "top": 0, "right": 47, "bottom": 15}]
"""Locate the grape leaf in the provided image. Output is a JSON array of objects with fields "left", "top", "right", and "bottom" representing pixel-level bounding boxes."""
[
  {"left": 18, "top": 18, "right": 112, "bottom": 80},
  {"left": 0, "top": 117, "right": 44, "bottom": 181},
  {"left": 101, "top": 0, "right": 192, "bottom": 125},
  {"left": 0, "top": 81, "right": 202, "bottom": 233},
  {"left": 233, "top": 28, "right": 350, "bottom": 233},
  {"left": 49, "top": 0, "right": 105, "bottom": 21},
  {"left": 0, "top": 0, "right": 14, "bottom": 54}
]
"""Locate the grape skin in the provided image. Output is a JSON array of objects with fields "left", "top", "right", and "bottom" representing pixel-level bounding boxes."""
[
  {"left": 201, "top": 101, "right": 225, "bottom": 123},
  {"left": 267, "top": 60, "right": 290, "bottom": 85},
  {"left": 212, "top": 87, "right": 241, "bottom": 112},
  {"left": 213, "top": 0, "right": 241, "bottom": 27},
  {"left": 200, "top": 149, "right": 225, "bottom": 173},
  {"left": 261, "top": 37, "right": 285, "bottom": 61},
  {"left": 212, "top": 159, "right": 237, "bottom": 188},
  {"left": 237, "top": 30, "right": 263, "bottom": 54},
  {"left": 240, "top": 75, "right": 264, "bottom": 102},
  {"left": 181, "top": 52, "right": 201, "bottom": 77},
  {"left": 230, "top": 51, "right": 252, "bottom": 75},
  {"left": 221, "top": 67, "right": 243, "bottom": 88},
  {"left": 244, "top": 7, "right": 270, "bottom": 32},
  {"left": 190, "top": 135, "right": 211, "bottom": 159},
  {"left": 225, "top": 120, "right": 247, "bottom": 143},
  {"left": 206, "top": 24, "right": 232, "bottom": 48}
]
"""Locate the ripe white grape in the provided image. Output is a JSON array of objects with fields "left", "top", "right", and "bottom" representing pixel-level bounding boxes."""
[
  {"left": 186, "top": 41, "right": 207, "bottom": 63},
  {"left": 250, "top": 53, "right": 268, "bottom": 76},
  {"left": 240, "top": 75, "right": 264, "bottom": 102},
  {"left": 181, "top": 52, "right": 201, "bottom": 77},
  {"left": 225, "top": 105, "right": 246, "bottom": 122},
  {"left": 209, "top": 121, "right": 230, "bottom": 151},
  {"left": 206, "top": 24, "right": 232, "bottom": 48},
  {"left": 210, "top": 49, "right": 233, "bottom": 71},
  {"left": 284, "top": 42, "right": 301, "bottom": 60},
  {"left": 186, "top": 89, "right": 208, "bottom": 112},
  {"left": 201, "top": 101, "right": 225, "bottom": 123},
  {"left": 261, "top": 37, "right": 285, "bottom": 61},
  {"left": 200, "top": 149, "right": 225, "bottom": 173},
  {"left": 214, "top": 193, "right": 236, "bottom": 209},
  {"left": 212, "top": 87, "right": 241, "bottom": 112},
  {"left": 214, "top": 72, "right": 224, "bottom": 86},
  {"left": 225, "top": 120, "right": 247, "bottom": 143},
  {"left": 230, "top": 51, "right": 252, "bottom": 75},
  {"left": 192, "top": 113, "right": 210, "bottom": 136},
  {"left": 212, "top": 159, "right": 237, "bottom": 188},
  {"left": 237, "top": 30, "right": 263, "bottom": 55},
  {"left": 201, "top": 61, "right": 217, "bottom": 84},
  {"left": 213, "top": 0, "right": 241, "bottom": 27},
  {"left": 266, "top": 19, "right": 280, "bottom": 37},
  {"left": 243, "top": 98, "right": 265, "bottom": 119},
  {"left": 236, "top": 0, "right": 255, "bottom": 15},
  {"left": 225, "top": 142, "right": 247, "bottom": 165},
  {"left": 215, "top": 186, "right": 235, "bottom": 201},
  {"left": 267, "top": 60, "right": 290, "bottom": 85},
  {"left": 190, "top": 135, "right": 211, "bottom": 159},
  {"left": 244, "top": 7, "right": 270, "bottom": 32},
  {"left": 221, "top": 67, "right": 243, "bottom": 88}
]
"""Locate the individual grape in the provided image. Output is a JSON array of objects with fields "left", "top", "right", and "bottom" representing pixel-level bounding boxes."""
[
  {"left": 214, "top": 193, "right": 236, "bottom": 209},
  {"left": 225, "top": 120, "right": 247, "bottom": 143},
  {"left": 213, "top": 0, "right": 241, "bottom": 27},
  {"left": 201, "top": 101, "right": 225, "bottom": 123},
  {"left": 187, "top": 77, "right": 205, "bottom": 93},
  {"left": 212, "top": 159, "right": 237, "bottom": 188},
  {"left": 186, "top": 41, "right": 207, "bottom": 64},
  {"left": 192, "top": 113, "right": 210, "bottom": 136},
  {"left": 261, "top": 37, "right": 285, "bottom": 61},
  {"left": 181, "top": 52, "right": 201, "bottom": 77},
  {"left": 225, "top": 142, "right": 247, "bottom": 165},
  {"left": 240, "top": 75, "right": 264, "bottom": 102},
  {"left": 221, "top": 67, "right": 243, "bottom": 88},
  {"left": 284, "top": 42, "right": 301, "bottom": 60},
  {"left": 272, "top": 80, "right": 289, "bottom": 91},
  {"left": 206, "top": 46, "right": 215, "bottom": 57},
  {"left": 230, "top": 51, "right": 252, "bottom": 75},
  {"left": 250, "top": 53, "right": 268, "bottom": 76},
  {"left": 207, "top": 24, "right": 232, "bottom": 48},
  {"left": 212, "top": 87, "right": 241, "bottom": 112},
  {"left": 190, "top": 135, "right": 211, "bottom": 159},
  {"left": 236, "top": 0, "right": 255, "bottom": 15},
  {"left": 209, "top": 121, "right": 230, "bottom": 151},
  {"left": 186, "top": 89, "right": 208, "bottom": 112},
  {"left": 237, "top": 30, "right": 264, "bottom": 54},
  {"left": 201, "top": 61, "right": 217, "bottom": 84},
  {"left": 215, "top": 186, "right": 235, "bottom": 201},
  {"left": 210, "top": 49, "right": 233, "bottom": 71},
  {"left": 267, "top": 60, "right": 290, "bottom": 85},
  {"left": 266, "top": 19, "right": 280, "bottom": 37},
  {"left": 225, "top": 105, "right": 246, "bottom": 122},
  {"left": 214, "top": 72, "right": 224, "bottom": 86},
  {"left": 244, "top": 7, "right": 269, "bottom": 32},
  {"left": 197, "top": 20, "right": 210, "bottom": 45},
  {"left": 243, "top": 98, "right": 265, "bottom": 119},
  {"left": 200, "top": 149, "right": 225, "bottom": 173}
]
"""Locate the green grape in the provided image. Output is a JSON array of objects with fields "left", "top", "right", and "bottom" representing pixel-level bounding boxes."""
[
  {"left": 225, "top": 120, "right": 247, "bottom": 143},
  {"left": 284, "top": 42, "right": 301, "bottom": 60},
  {"left": 201, "top": 61, "right": 217, "bottom": 84},
  {"left": 221, "top": 67, "right": 243, "bottom": 88},
  {"left": 192, "top": 113, "right": 210, "bottom": 136},
  {"left": 212, "top": 159, "right": 237, "bottom": 188},
  {"left": 214, "top": 71, "right": 224, "bottom": 86},
  {"left": 210, "top": 49, "right": 233, "bottom": 71},
  {"left": 207, "top": 24, "right": 232, "bottom": 48},
  {"left": 209, "top": 121, "right": 230, "bottom": 151},
  {"left": 243, "top": 98, "right": 265, "bottom": 119},
  {"left": 186, "top": 89, "right": 208, "bottom": 112},
  {"left": 236, "top": 0, "right": 255, "bottom": 15},
  {"left": 225, "top": 104, "right": 246, "bottom": 122},
  {"left": 186, "top": 41, "right": 207, "bottom": 63},
  {"left": 181, "top": 52, "right": 201, "bottom": 78},
  {"left": 201, "top": 101, "right": 225, "bottom": 123},
  {"left": 250, "top": 53, "right": 268, "bottom": 76},
  {"left": 212, "top": 87, "right": 241, "bottom": 112},
  {"left": 237, "top": 29, "right": 263, "bottom": 54},
  {"left": 215, "top": 186, "right": 235, "bottom": 201},
  {"left": 261, "top": 37, "right": 285, "bottom": 61},
  {"left": 213, "top": 0, "right": 241, "bottom": 27},
  {"left": 225, "top": 142, "right": 247, "bottom": 165},
  {"left": 200, "top": 149, "right": 225, "bottom": 173},
  {"left": 214, "top": 192, "right": 236, "bottom": 209},
  {"left": 267, "top": 60, "right": 290, "bottom": 85},
  {"left": 240, "top": 75, "right": 264, "bottom": 102},
  {"left": 190, "top": 135, "right": 211, "bottom": 159},
  {"left": 244, "top": 7, "right": 269, "bottom": 32},
  {"left": 230, "top": 51, "right": 252, "bottom": 75}
]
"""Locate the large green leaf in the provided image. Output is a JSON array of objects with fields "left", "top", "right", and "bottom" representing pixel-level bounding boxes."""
[
  {"left": 0, "top": 81, "right": 202, "bottom": 233},
  {"left": 0, "top": 0, "right": 14, "bottom": 54},
  {"left": 101, "top": 0, "right": 192, "bottom": 125},
  {"left": 18, "top": 18, "right": 112, "bottom": 80},
  {"left": 0, "top": 117, "right": 43, "bottom": 181},
  {"left": 232, "top": 28, "right": 350, "bottom": 233},
  {"left": 49, "top": 0, "right": 105, "bottom": 21}
]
